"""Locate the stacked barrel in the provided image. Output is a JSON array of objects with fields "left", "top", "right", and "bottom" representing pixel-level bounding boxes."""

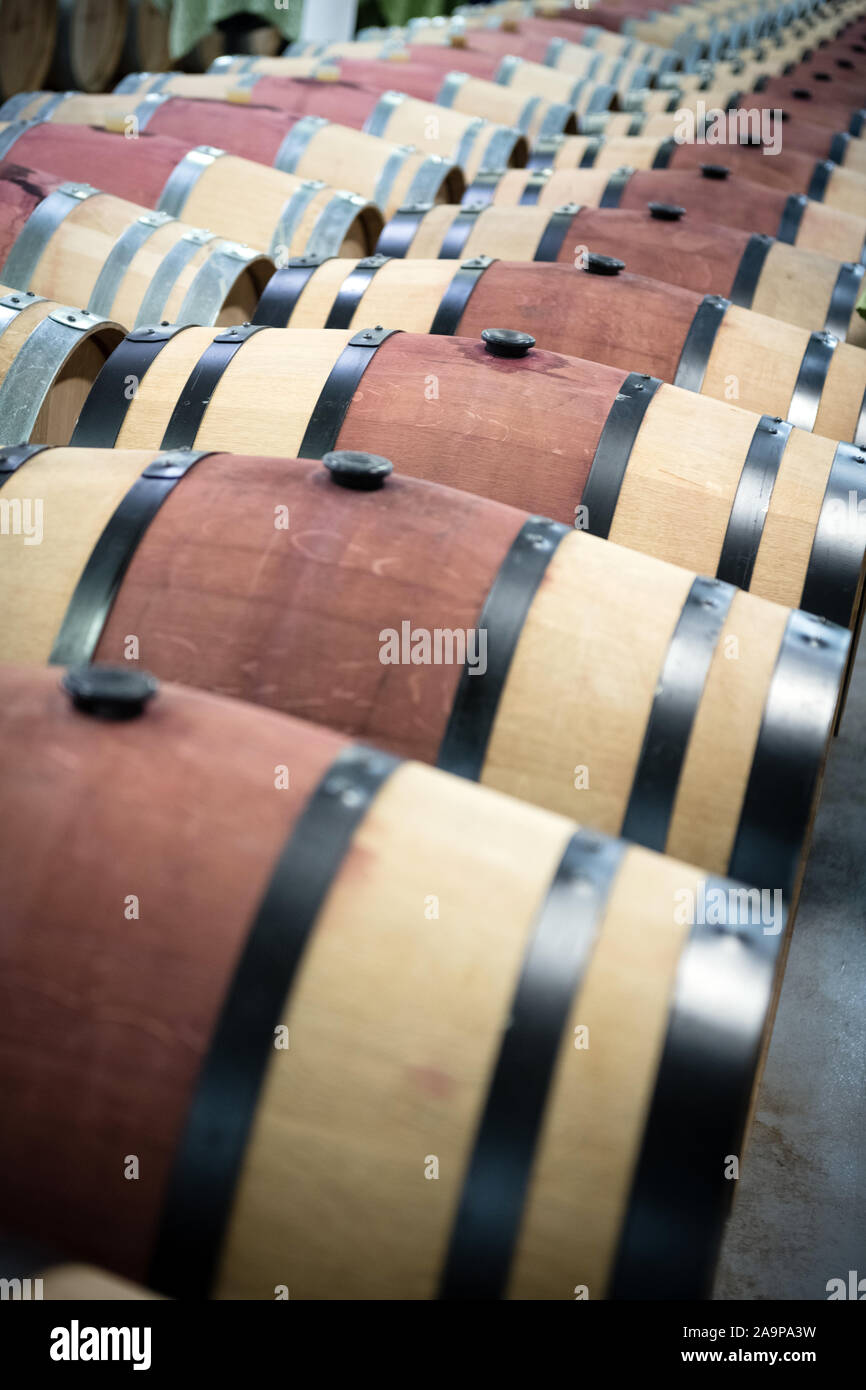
[{"left": 0, "top": 0, "right": 864, "bottom": 1303}]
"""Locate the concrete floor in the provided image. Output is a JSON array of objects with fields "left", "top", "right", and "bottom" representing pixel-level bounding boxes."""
[{"left": 714, "top": 639, "right": 866, "bottom": 1301}]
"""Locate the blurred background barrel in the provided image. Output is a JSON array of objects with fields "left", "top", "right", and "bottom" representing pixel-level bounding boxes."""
[
  {"left": 119, "top": 0, "right": 171, "bottom": 77},
  {"left": 0, "top": 0, "right": 58, "bottom": 102},
  {"left": 49, "top": 0, "right": 127, "bottom": 93}
]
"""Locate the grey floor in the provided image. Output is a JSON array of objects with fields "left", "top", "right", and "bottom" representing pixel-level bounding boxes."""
[{"left": 714, "top": 639, "right": 866, "bottom": 1300}]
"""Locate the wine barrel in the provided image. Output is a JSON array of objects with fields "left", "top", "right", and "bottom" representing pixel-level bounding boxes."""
[
  {"left": 0, "top": 286, "right": 123, "bottom": 444},
  {"left": 0, "top": 661, "right": 792, "bottom": 1299},
  {"left": 493, "top": 51, "right": 661, "bottom": 101},
  {"left": 258, "top": 220, "right": 866, "bottom": 347},
  {"left": 119, "top": 0, "right": 171, "bottom": 77},
  {"left": 474, "top": 159, "right": 866, "bottom": 265},
  {"left": 517, "top": 132, "right": 866, "bottom": 215},
  {"left": 0, "top": 161, "right": 274, "bottom": 329},
  {"left": 0, "top": 126, "right": 384, "bottom": 261},
  {"left": 214, "top": 55, "right": 580, "bottom": 140},
  {"left": 0, "top": 0, "right": 57, "bottom": 102},
  {"left": 445, "top": 171, "right": 866, "bottom": 346},
  {"left": 369, "top": 218, "right": 866, "bottom": 438},
  {"left": 0, "top": 93, "right": 466, "bottom": 221},
  {"left": 49, "top": 0, "right": 126, "bottom": 93},
  {"left": 113, "top": 72, "right": 530, "bottom": 181},
  {"left": 60, "top": 332, "right": 866, "bottom": 638}
]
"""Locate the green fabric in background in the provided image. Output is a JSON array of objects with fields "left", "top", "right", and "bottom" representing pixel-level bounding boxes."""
[
  {"left": 151, "top": 1, "right": 302, "bottom": 61},
  {"left": 368, "top": 0, "right": 461, "bottom": 25},
  {"left": 153, "top": 0, "right": 461, "bottom": 63}
]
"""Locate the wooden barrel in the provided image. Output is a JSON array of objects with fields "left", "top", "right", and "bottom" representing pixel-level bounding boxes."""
[
  {"left": 477, "top": 156, "right": 866, "bottom": 264},
  {"left": 577, "top": 106, "right": 866, "bottom": 175},
  {"left": 367, "top": 213, "right": 866, "bottom": 435},
  {"left": 0, "top": 161, "right": 274, "bottom": 330},
  {"left": 58, "top": 332, "right": 866, "bottom": 638},
  {"left": 516, "top": 131, "right": 866, "bottom": 216},
  {"left": 493, "top": 51, "right": 660, "bottom": 101},
  {"left": 0, "top": 126, "right": 384, "bottom": 261},
  {"left": 0, "top": 662, "right": 795, "bottom": 1299},
  {"left": 339, "top": 59, "right": 581, "bottom": 140},
  {"left": 0, "top": 0, "right": 57, "bottom": 102},
  {"left": 0, "top": 285, "right": 123, "bottom": 444},
  {"left": 112, "top": 71, "right": 530, "bottom": 182},
  {"left": 0, "top": 93, "right": 466, "bottom": 221},
  {"left": 119, "top": 0, "right": 171, "bottom": 77},
  {"left": 257, "top": 224, "right": 866, "bottom": 348},
  {"left": 48, "top": 0, "right": 126, "bottom": 93},
  {"left": 215, "top": 54, "right": 581, "bottom": 140},
  {"left": 739, "top": 76, "right": 866, "bottom": 134}
]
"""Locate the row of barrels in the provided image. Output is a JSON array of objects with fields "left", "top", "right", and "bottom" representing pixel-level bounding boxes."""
[
  {"left": 1, "top": 0, "right": 865, "bottom": 1302},
  {"left": 1, "top": 131, "right": 866, "bottom": 435},
  {"left": 0, "top": 0, "right": 285, "bottom": 102}
]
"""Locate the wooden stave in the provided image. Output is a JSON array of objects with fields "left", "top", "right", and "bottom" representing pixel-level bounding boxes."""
[
  {"left": 0, "top": 662, "right": 787, "bottom": 1299},
  {"left": 0, "top": 160, "right": 275, "bottom": 331},
  {"left": 0, "top": 126, "right": 384, "bottom": 261},
  {"left": 48, "top": 0, "right": 127, "bottom": 94},
  {"left": 0, "top": 283, "right": 124, "bottom": 445}
]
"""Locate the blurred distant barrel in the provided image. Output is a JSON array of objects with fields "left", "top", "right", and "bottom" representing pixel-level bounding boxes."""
[
  {"left": 0, "top": 0, "right": 58, "bottom": 103},
  {"left": 119, "top": 0, "right": 170, "bottom": 77},
  {"left": 49, "top": 0, "right": 126, "bottom": 93}
]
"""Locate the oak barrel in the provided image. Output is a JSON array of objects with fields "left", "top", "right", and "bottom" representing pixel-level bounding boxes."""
[
  {"left": 0, "top": 0, "right": 57, "bottom": 102},
  {"left": 372, "top": 220, "right": 866, "bottom": 439},
  {"left": 0, "top": 445, "right": 852, "bottom": 875},
  {"left": 367, "top": 202, "right": 866, "bottom": 346},
  {"left": 119, "top": 0, "right": 171, "bottom": 77},
  {"left": 0, "top": 127, "right": 384, "bottom": 261},
  {"left": 0, "top": 662, "right": 791, "bottom": 1298},
  {"left": 49, "top": 0, "right": 127, "bottom": 93},
  {"left": 112, "top": 71, "right": 530, "bottom": 181},
  {"left": 0, "top": 161, "right": 274, "bottom": 329},
  {"left": 0, "top": 99, "right": 465, "bottom": 224},
  {"left": 59, "top": 329, "right": 866, "bottom": 636},
  {"left": 0, "top": 285, "right": 123, "bottom": 444},
  {"left": 511, "top": 132, "right": 866, "bottom": 216},
  {"left": 467, "top": 160, "right": 866, "bottom": 268}
]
